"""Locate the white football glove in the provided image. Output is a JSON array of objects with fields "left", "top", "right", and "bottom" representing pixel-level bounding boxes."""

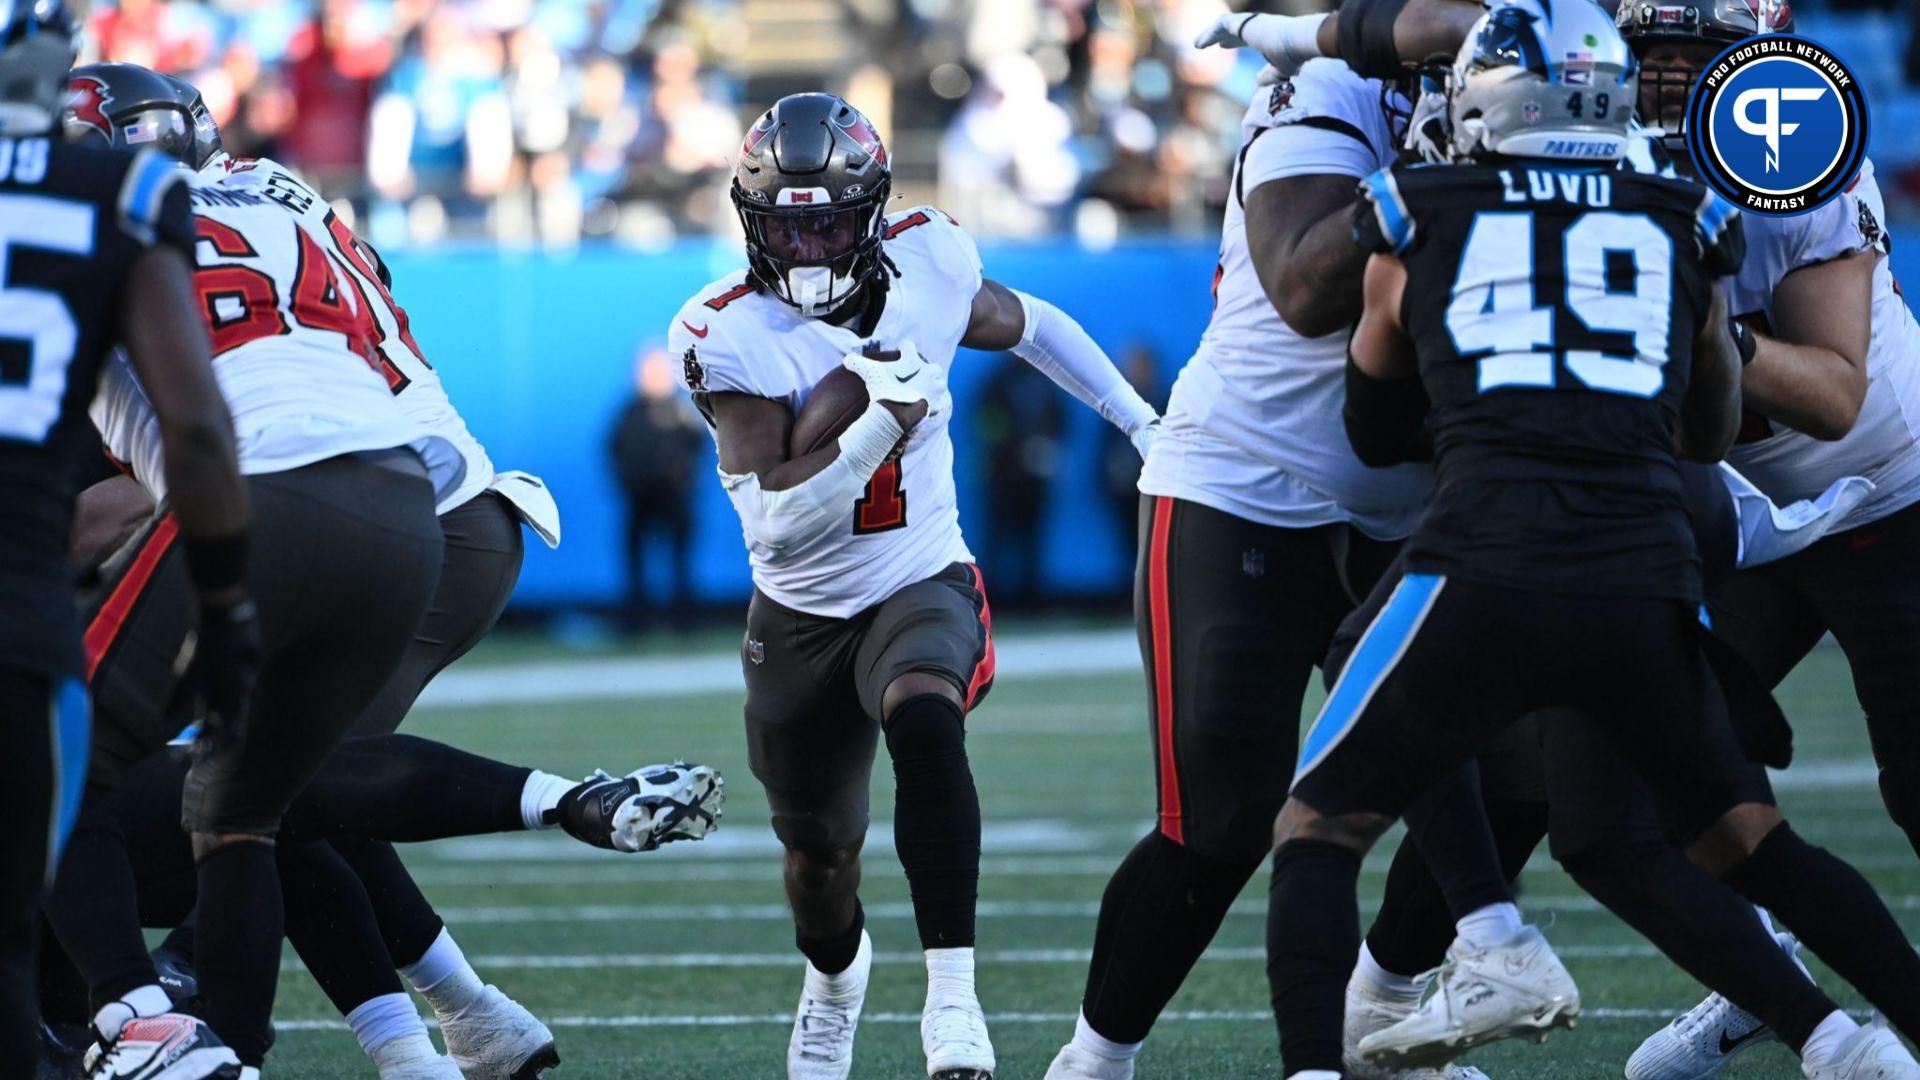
[
  {"left": 842, "top": 339, "right": 951, "bottom": 421},
  {"left": 1193, "top": 12, "right": 1329, "bottom": 77},
  {"left": 1130, "top": 418, "right": 1162, "bottom": 461}
]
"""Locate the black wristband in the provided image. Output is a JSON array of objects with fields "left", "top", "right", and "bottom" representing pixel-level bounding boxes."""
[
  {"left": 1337, "top": 0, "right": 1413, "bottom": 80},
  {"left": 1730, "top": 318, "right": 1758, "bottom": 367},
  {"left": 184, "top": 532, "right": 249, "bottom": 596}
]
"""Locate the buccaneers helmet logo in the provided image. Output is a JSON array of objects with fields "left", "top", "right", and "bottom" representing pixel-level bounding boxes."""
[{"left": 66, "top": 75, "right": 112, "bottom": 140}]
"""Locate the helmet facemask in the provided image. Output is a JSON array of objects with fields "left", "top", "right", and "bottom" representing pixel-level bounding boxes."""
[{"left": 733, "top": 180, "right": 890, "bottom": 319}]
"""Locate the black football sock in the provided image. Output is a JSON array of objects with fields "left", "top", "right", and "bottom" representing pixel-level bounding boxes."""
[
  {"left": 1563, "top": 837, "right": 1835, "bottom": 1051},
  {"left": 279, "top": 840, "right": 407, "bottom": 1016},
  {"left": 1269, "top": 839, "right": 1364, "bottom": 1075},
  {"left": 43, "top": 792, "right": 162, "bottom": 1006},
  {"left": 884, "top": 693, "right": 980, "bottom": 950},
  {"left": 280, "top": 735, "right": 529, "bottom": 842},
  {"left": 195, "top": 841, "right": 283, "bottom": 1067},
  {"left": 1369, "top": 797, "right": 1548, "bottom": 977},
  {"left": 1725, "top": 824, "right": 1920, "bottom": 1043},
  {"left": 798, "top": 900, "right": 866, "bottom": 976},
  {"left": 1082, "top": 830, "right": 1262, "bottom": 1044},
  {"left": 331, "top": 836, "right": 445, "bottom": 969},
  {"left": 154, "top": 913, "right": 196, "bottom": 965}
]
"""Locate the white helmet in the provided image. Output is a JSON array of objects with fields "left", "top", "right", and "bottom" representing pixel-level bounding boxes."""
[{"left": 1450, "top": 0, "right": 1639, "bottom": 162}]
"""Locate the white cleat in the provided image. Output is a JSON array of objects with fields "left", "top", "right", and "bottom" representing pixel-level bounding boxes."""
[
  {"left": 375, "top": 1036, "right": 468, "bottom": 1079},
  {"left": 84, "top": 1014, "right": 242, "bottom": 1080},
  {"left": 922, "top": 989, "right": 995, "bottom": 1079},
  {"left": 1626, "top": 930, "right": 1806, "bottom": 1080},
  {"left": 1625, "top": 992, "right": 1775, "bottom": 1079},
  {"left": 789, "top": 930, "right": 873, "bottom": 1080},
  {"left": 1805, "top": 1020, "right": 1920, "bottom": 1079},
  {"left": 1042, "top": 1042, "right": 1134, "bottom": 1080},
  {"left": 1345, "top": 970, "right": 1492, "bottom": 1080},
  {"left": 1357, "top": 926, "right": 1580, "bottom": 1070},
  {"left": 436, "top": 985, "right": 559, "bottom": 1079}
]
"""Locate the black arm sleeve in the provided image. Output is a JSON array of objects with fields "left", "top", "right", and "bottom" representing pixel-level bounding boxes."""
[
  {"left": 1343, "top": 351, "right": 1432, "bottom": 467},
  {"left": 1336, "top": 0, "right": 1414, "bottom": 80}
]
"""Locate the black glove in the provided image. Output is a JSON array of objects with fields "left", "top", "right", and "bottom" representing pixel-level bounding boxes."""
[{"left": 190, "top": 598, "right": 261, "bottom": 745}]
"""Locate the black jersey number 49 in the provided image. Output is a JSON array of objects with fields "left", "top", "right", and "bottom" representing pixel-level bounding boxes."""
[{"left": 1446, "top": 210, "right": 1673, "bottom": 399}]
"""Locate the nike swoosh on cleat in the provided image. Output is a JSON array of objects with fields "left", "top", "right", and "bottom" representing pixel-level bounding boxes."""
[
  {"left": 1719, "top": 1027, "right": 1768, "bottom": 1055},
  {"left": 682, "top": 321, "right": 710, "bottom": 338},
  {"left": 894, "top": 372, "right": 916, "bottom": 382}
]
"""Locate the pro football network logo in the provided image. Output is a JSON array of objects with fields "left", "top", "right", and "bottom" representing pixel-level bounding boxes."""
[{"left": 1684, "top": 34, "right": 1868, "bottom": 215}]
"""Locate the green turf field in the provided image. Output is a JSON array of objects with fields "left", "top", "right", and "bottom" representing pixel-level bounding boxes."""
[{"left": 256, "top": 626, "right": 1911, "bottom": 1078}]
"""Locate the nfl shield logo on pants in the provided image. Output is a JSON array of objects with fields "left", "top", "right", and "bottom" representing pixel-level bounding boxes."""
[{"left": 746, "top": 637, "right": 766, "bottom": 665}]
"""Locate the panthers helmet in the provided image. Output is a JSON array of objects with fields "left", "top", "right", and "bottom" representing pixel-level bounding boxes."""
[
  {"left": 1617, "top": 0, "right": 1793, "bottom": 141},
  {"left": 731, "top": 93, "right": 892, "bottom": 319},
  {"left": 1449, "top": 0, "right": 1638, "bottom": 162},
  {"left": 0, "top": 0, "right": 79, "bottom": 136},
  {"left": 64, "top": 63, "right": 224, "bottom": 169}
]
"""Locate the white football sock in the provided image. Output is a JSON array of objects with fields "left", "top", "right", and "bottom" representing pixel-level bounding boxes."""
[
  {"left": 348, "top": 991, "right": 428, "bottom": 1056},
  {"left": 1454, "top": 901, "right": 1524, "bottom": 951},
  {"left": 1798, "top": 1010, "right": 1861, "bottom": 1067},
  {"left": 925, "top": 947, "right": 978, "bottom": 1003},
  {"left": 1353, "top": 942, "right": 1424, "bottom": 1001},
  {"left": 1071, "top": 1010, "right": 1144, "bottom": 1061},
  {"left": 401, "top": 927, "right": 486, "bottom": 1014},
  {"left": 92, "top": 983, "right": 173, "bottom": 1041},
  {"left": 370, "top": 1031, "right": 445, "bottom": 1072},
  {"left": 520, "top": 770, "right": 574, "bottom": 830}
]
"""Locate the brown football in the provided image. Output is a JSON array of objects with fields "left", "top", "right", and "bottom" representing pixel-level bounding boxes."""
[
  {"left": 789, "top": 367, "right": 873, "bottom": 456},
  {"left": 789, "top": 346, "right": 905, "bottom": 456}
]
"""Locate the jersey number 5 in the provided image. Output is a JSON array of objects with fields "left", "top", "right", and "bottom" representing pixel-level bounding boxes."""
[
  {"left": 853, "top": 459, "right": 906, "bottom": 534},
  {"left": 1445, "top": 210, "right": 1674, "bottom": 398}
]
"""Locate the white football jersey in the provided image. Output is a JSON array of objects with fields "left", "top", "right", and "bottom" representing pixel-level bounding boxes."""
[
  {"left": 1723, "top": 159, "right": 1920, "bottom": 533},
  {"left": 202, "top": 157, "right": 497, "bottom": 513},
  {"left": 669, "top": 207, "right": 977, "bottom": 618},
  {"left": 92, "top": 162, "right": 454, "bottom": 502},
  {"left": 1139, "top": 62, "right": 1432, "bottom": 538}
]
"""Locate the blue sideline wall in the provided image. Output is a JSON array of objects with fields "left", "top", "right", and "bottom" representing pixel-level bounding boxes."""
[{"left": 385, "top": 232, "right": 1920, "bottom": 607}]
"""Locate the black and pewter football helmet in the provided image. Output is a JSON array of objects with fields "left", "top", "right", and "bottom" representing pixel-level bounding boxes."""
[
  {"left": 0, "top": 0, "right": 80, "bottom": 136},
  {"left": 64, "top": 63, "right": 224, "bottom": 169},
  {"left": 1618, "top": 0, "right": 1793, "bottom": 142},
  {"left": 731, "top": 93, "right": 892, "bottom": 319}
]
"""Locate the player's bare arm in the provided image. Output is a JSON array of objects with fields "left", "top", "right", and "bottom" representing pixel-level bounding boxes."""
[
  {"left": 1739, "top": 250, "right": 1873, "bottom": 440},
  {"left": 119, "top": 243, "right": 250, "bottom": 599},
  {"left": 1342, "top": 254, "right": 1428, "bottom": 467},
  {"left": 1248, "top": 174, "right": 1375, "bottom": 339},
  {"left": 1679, "top": 281, "right": 1743, "bottom": 462},
  {"left": 1196, "top": 0, "right": 1482, "bottom": 76},
  {"left": 962, "top": 277, "right": 1160, "bottom": 454},
  {"left": 708, "top": 390, "right": 921, "bottom": 493}
]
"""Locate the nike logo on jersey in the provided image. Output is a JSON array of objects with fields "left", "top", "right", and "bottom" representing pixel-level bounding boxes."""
[
  {"left": 1719, "top": 1026, "right": 1770, "bottom": 1055},
  {"left": 894, "top": 372, "right": 916, "bottom": 383},
  {"left": 682, "top": 321, "right": 710, "bottom": 338}
]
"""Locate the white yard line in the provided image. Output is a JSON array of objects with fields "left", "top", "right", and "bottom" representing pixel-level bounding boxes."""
[{"left": 418, "top": 630, "right": 1140, "bottom": 709}]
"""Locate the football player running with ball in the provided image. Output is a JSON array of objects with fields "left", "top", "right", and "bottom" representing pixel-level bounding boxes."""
[{"left": 667, "top": 93, "right": 1160, "bottom": 1080}]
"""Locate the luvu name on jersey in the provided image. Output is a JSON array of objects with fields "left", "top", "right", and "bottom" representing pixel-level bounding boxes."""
[{"left": 668, "top": 207, "right": 978, "bottom": 618}]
